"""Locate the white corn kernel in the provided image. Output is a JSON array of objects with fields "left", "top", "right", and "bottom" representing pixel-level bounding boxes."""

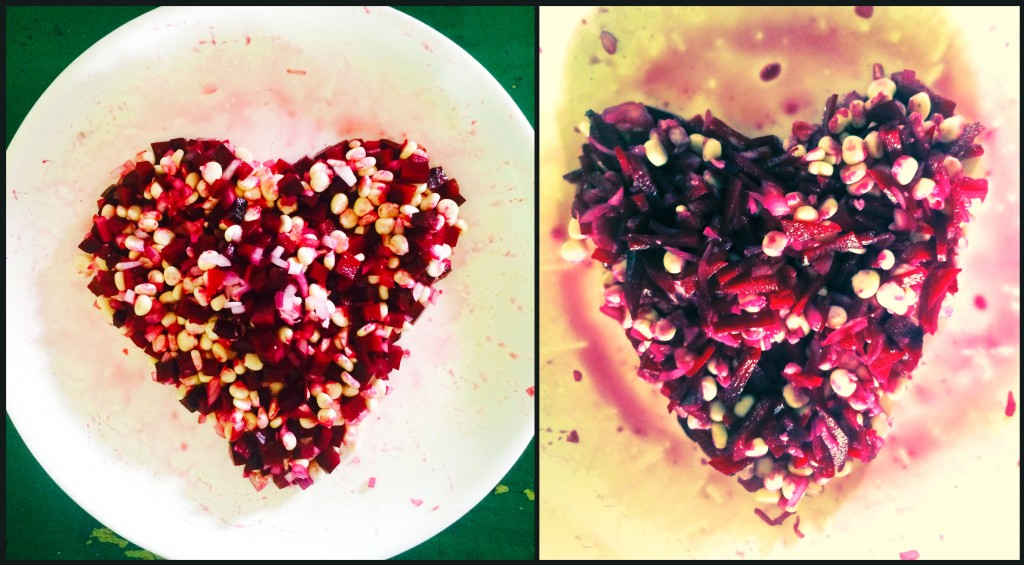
[
  {"left": 852, "top": 269, "right": 881, "bottom": 299},
  {"left": 345, "top": 146, "right": 367, "bottom": 161},
  {"left": 310, "top": 170, "right": 330, "bottom": 192},
  {"left": 663, "top": 251, "right": 684, "bottom": 274},
  {"left": 829, "top": 368, "right": 857, "bottom": 398},
  {"left": 652, "top": 318, "right": 676, "bottom": 341},
  {"left": 840, "top": 162, "right": 867, "bottom": 185},
  {"left": 864, "top": 131, "right": 884, "bottom": 159},
  {"left": 907, "top": 92, "right": 931, "bottom": 118},
  {"left": 243, "top": 353, "right": 263, "bottom": 371},
  {"left": 733, "top": 395, "right": 755, "bottom": 418},
  {"left": 375, "top": 217, "right": 396, "bottom": 235},
  {"left": 197, "top": 250, "right": 228, "bottom": 270},
  {"left": 841, "top": 135, "right": 867, "bottom": 165},
  {"left": 331, "top": 193, "right": 349, "bottom": 215},
  {"left": 807, "top": 161, "right": 833, "bottom": 177},
  {"left": 700, "top": 376, "right": 717, "bottom": 401},
  {"left": 560, "top": 240, "right": 587, "bottom": 263},
  {"left": 745, "top": 437, "right": 769, "bottom": 458},
  {"left": 224, "top": 224, "right": 242, "bottom": 243},
  {"left": 866, "top": 77, "right": 897, "bottom": 101},
  {"left": 876, "top": 281, "right": 910, "bottom": 315},
  {"left": 709, "top": 400, "right": 726, "bottom": 422},
  {"left": 644, "top": 132, "right": 668, "bottom": 166},
  {"left": 891, "top": 155, "right": 919, "bottom": 186},
  {"left": 340, "top": 209, "right": 358, "bottom": 229},
  {"left": 942, "top": 155, "right": 963, "bottom": 179},
  {"left": 912, "top": 177, "right": 936, "bottom": 200},
  {"left": 876, "top": 249, "right": 896, "bottom": 270},
  {"left": 296, "top": 246, "right": 316, "bottom": 265},
  {"left": 426, "top": 260, "right": 445, "bottom": 278},
  {"left": 762, "top": 231, "right": 788, "bottom": 257},
  {"left": 826, "top": 305, "right": 848, "bottom": 329},
  {"left": 793, "top": 205, "right": 819, "bottom": 222},
  {"left": 702, "top": 137, "right": 722, "bottom": 162},
  {"left": 938, "top": 115, "right": 965, "bottom": 143},
  {"left": 689, "top": 133, "right": 706, "bottom": 153},
  {"left": 389, "top": 234, "right": 410, "bottom": 256},
  {"left": 200, "top": 161, "right": 222, "bottom": 184},
  {"left": 436, "top": 199, "right": 459, "bottom": 224},
  {"left": 818, "top": 198, "right": 839, "bottom": 220},
  {"left": 353, "top": 197, "right": 374, "bottom": 217},
  {"left": 711, "top": 422, "right": 728, "bottom": 449},
  {"left": 134, "top": 295, "right": 153, "bottom": 316}
]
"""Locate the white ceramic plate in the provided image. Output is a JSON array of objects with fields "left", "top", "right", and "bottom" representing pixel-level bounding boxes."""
[
  {"left": 5, "top": 6, "right": 534, "bottom": 560},
  {"left": 540, "top": 6, "right": 1019, "bottom": 560}
]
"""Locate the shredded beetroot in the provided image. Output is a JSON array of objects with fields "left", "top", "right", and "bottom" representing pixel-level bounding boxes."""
[
  {"left": 566, "top": 430, "right": 580, "bottom": 443},
  {"left": 1007, "top": 391, "right": 1017, "bottom": 417},
  {"left": 754, "top": 508, "right": 794, "bottom": 526},
  {"left": 564, "top": 65, "right": 987, "bottom": 510},
  {"left": 855, "top": 6, "right": 874, "bottom": 19},
  {"left": 368, "top": 476, "right": 377, "bottom": 488},
  {"left": 793, "top": 515, "right": 805, "bottom": 538},
  {"left": 600, "top": 30, "right": 618, "bottom": 55},
  {"left": 78, "top": 137, "right": 466, "bottom": 490},
  {"left": 573, "top": 369, "right": 584, "bottom": 382},
  {"left": 526, "top": 386, "right": 535, "bottom": 397},
  {"left": 900, "top": 550, "right": 920, "bottom": 560}
]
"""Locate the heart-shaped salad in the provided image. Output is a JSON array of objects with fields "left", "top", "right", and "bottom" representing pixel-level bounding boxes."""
[
  {"left": 78, "top": 136, "right": 466, "bottom": 490},
  {"left": 562, "top": 65, "right": 988, "bottom": 512}
]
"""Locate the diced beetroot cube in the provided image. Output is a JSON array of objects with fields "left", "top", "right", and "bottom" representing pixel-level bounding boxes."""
[
  {"left": 316, "top": 448, "right": 342, "bottom": 473},
  {"left": 340, "top": 395, "right": 369, "bottom": 424},
  {"left": 278, "top": 174, "right": 303, "bottom": 197},
  {"left": 399, "top": 156, "right": 430, "bottom": 183},
  {"left": 334, "top": 253, "right": 361, "bottom": 279}
]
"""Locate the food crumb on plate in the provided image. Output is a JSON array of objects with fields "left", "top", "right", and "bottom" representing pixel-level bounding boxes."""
[
  {"left": 855, "top": 6, "right": 874, "bottom": 19},
  {"left": 600, "top": 30, "right": 617, "bottom": 55},
  {"left": 566, "top": 430, "right": 580, "bottom": 443},
  {"left": 900, "top": 549, "right": 920, "bottom": 560},
  {"left": 494, "top": 484, "right": 509, "bottom": 494},
  {"left": 1006, "top": 391, "right": 1016, "bottom": 417}
]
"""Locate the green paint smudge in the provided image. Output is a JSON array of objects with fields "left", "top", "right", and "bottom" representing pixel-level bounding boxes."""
[
  {"left": 90, "top": 528, "right": 129, "bottom": 548},
  {"left": 88, "top": 527, "right": 162, "bottom": 559}
]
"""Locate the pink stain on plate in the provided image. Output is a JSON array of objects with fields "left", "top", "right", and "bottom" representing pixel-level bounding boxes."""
[
  {"left": 410, "top": 498, "right": 423, "bottom": 507},
  {"left": 368, "top": 477, "right": 376, "bottom": 488},
  {"left": 900, "top": 550, "right": 920, "bottom": 560},
  {"left": 1006, "top": 391, "right": 1016, "bottom": 417},
  {"left": 202, "top": 83, "right": 217, "bottom": 95}
]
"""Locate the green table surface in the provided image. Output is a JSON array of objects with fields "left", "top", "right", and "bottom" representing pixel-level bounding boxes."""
[{"left": 5, "top": 6, "right": 536, "bottom": 560}]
